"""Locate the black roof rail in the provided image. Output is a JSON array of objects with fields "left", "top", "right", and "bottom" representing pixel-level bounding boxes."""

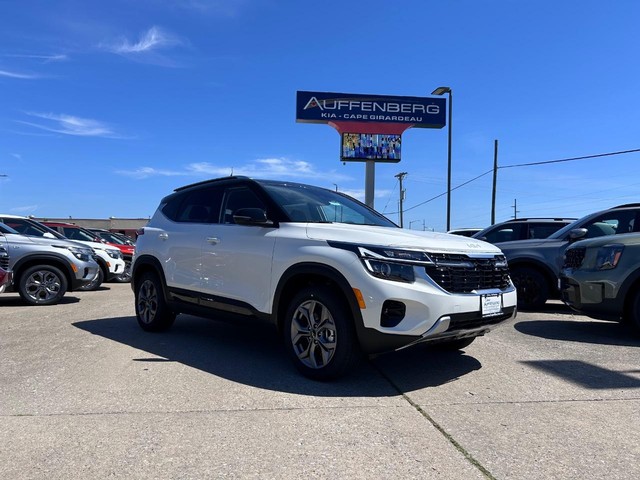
[
  {"left": 503, "top": 217, "right": 576, "bottom": 222},
  {"left": 612, "top": 203, "right": 640, "bottom": 208},
  {"left": 174, "top": 176, "right": 250, "bottom": 192}
]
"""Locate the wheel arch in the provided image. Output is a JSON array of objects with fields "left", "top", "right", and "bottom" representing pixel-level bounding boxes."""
[
  {"left": 273, "top": 263, "right": 364, "bottom": 336},
  {"left": 508, "top": 258, "right": 558, "bottom": 292},
  {"left": 12, "top": 254, "right": 75, "bottom": 292},
  {"left": 131, "top": 255, "right": 170, "bottom": 298}
]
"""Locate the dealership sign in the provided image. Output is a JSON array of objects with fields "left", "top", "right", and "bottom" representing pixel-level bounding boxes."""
[{"left": 296, "top": 91, "right": 446, "bottom": 129}]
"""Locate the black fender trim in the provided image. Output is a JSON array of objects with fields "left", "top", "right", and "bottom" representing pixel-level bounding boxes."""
[
  {"left": 272, "top": 262, "right": 384, "bottom": 349},
  {"left": 11, "top": 253, "right": 77, "bottom": 291}
]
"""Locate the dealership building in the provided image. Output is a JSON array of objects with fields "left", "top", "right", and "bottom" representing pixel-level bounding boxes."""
[{"left": 33, "top": 216, "right": 149, "bottom": 238}]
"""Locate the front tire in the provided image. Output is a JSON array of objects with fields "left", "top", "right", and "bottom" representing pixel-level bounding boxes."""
[
  {"left": 114, "top": 260, "right": 132, "bottom": 283},
  {"left": 18, "top": 265, "right": 68, "bottom": 306},
  {"left": 78, "top": 267, "right": 104, "bottom": 291},
  {"left": 135, "top": 271, "right": 176, "bottom": 332},
  {"left": 627, "top": 288, "right": 640, "bottom": 336},
  {"left": 510, "top": 266, "right": 549, "bottom": 310},
  {"left": 283, "top": 285, "right": 361, "bottom": 380}
]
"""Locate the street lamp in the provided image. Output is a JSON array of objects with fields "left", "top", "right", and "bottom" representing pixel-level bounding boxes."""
[{"left": 431, "top": 86, "right": 452, "bottom": 231}]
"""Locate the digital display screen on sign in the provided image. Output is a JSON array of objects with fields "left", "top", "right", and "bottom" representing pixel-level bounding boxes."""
[{"left": 341, "top": 133, "right": 401, "bottom": 163}]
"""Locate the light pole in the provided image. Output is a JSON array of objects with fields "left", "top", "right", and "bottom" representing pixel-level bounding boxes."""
[{"left": 431, "top": 86, "right": 452, "bottom": 231}]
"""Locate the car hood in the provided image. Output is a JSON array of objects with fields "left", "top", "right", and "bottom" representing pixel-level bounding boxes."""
[
  {"left": 494, "top": 238, "right": 560, "bottom": 249},
  {"left": 569, "top": 232, "right": 640, "bottom": 249},
  {"left": 2, "top": 233, "right": 88, "bottom": 249},
  {"left": 72, "top": 240, "right": 120, "bottom": 252},
  {"left": 304, "top": 223, "right": 502, "bottom": 254}
]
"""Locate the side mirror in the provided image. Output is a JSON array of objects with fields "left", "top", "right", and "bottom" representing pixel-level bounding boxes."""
[
  {"left": 43, "top": 232, "right": 56, "bottom": 239},
  {"left": 568, "top": 228, "right": 587, "bottom": 241},
  {"left": 233, "top": 208, "right": 273, "bottom": 226}
]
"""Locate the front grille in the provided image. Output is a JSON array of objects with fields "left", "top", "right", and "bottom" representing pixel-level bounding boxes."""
[
  {"left": 564, "top": 247, "right": 586, "bottom": 269},
  {"left": 424, "top": 253, "right": 510, "bottom": 293}
]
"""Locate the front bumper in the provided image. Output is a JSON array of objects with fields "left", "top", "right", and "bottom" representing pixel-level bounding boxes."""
[
  {"left": 69, "top": 260, "right": 101, "bottom": 291},
  {"left": 559, "top": 272, "right": 623, "bottom": 321},
  {"left": 346, "top": 264, "right": 518, "bottom": 354}
]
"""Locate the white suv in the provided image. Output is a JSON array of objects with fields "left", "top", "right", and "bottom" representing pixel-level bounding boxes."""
[{"left": 132, "top": 177, "right": 517, "bottom": 379}]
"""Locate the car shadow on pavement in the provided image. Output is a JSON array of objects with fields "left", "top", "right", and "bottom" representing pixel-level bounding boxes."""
[
  {"left": 521, "top": 359, "right": 640, "bottom": 389},
  {"left": 514, "top": 318, "right": 640, "bottom": 347},
  {"left": 73, "top": 314, "right": 484, "bottom": 396},
  {"left": 0, "top": 294, "right": 81, "bottom": 306}
]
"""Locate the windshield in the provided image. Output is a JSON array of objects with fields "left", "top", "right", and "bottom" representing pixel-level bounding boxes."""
[
  {"left": 97, "top": 231, "right": 128, "bottom": 245},
  {"left": 547, "top": 219, "right": 582, "bottom": 239},
  {"left": 61, "top": 226, "right": 99, "bottom": 242},
  {"left": 261, "top": 182, "right": 397, "bottom": 227},
  {"left": 4, "top": 219, "right": 67, "bottom": 239},
  {"left": 0, "top": 222, "right": 20, "bottom": 234}
]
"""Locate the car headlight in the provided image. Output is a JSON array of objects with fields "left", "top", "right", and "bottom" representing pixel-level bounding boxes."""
[
  {"left": 54, "top": 245, "right": 93, "bottom": 262},
  {"left": 107, "top": 249, "right": 123, "bottom": 260},
  {"left": 328, "top": 242, "right": 434, "bottom": 283},
  {"left": 595, "top": 244, "right": 624, "bottom": 270}
]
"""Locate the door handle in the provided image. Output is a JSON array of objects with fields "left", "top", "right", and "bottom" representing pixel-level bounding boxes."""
[
  {"left": 206, "top": 237, "right": 220, "bottom": 245},
  {"left": 158, "top": 233, "right": 168, "bottom": 240}
]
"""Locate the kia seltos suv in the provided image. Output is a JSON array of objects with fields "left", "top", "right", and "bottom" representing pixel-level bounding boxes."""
[
  {"left": 42, "top": 222, "right": 126, "bottom": 289},
  {"left": 0, "top": 222, "right": 98, "bottom": 305},
  {"left": 132, "top": 177, "right": 517, "bottom": 379}
]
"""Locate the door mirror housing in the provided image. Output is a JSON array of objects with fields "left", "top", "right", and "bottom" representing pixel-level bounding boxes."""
[
  {"left": 568, "top": 228, "right": 588, "bottom": 241},
  {"left": 233, "top": 208, "right": 273, "bottom": 226}
]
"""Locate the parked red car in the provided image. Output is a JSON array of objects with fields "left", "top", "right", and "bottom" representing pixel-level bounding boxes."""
[{"left": 0, "top": 243, "right": 12, "bottom": 293}]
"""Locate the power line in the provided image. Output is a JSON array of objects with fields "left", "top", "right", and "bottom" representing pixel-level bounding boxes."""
[
  {"left": 500, "top": 147, "right": 640, "bottom": 169},
  {"left": 390, "top": 147, "right": 640, "bottom": 215},
  {"left": 387, "top": 169, "right": 493, "bottom": 215}
]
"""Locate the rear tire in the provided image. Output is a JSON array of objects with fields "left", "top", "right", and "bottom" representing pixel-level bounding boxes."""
[
  {"left": 135, "top": 271, "right": 176, "bottom": 332},
  {"left": 510, "top": 266, "right": 549, "bottom": 310},
  {"left": 18, "top": 265, "right": 68, "bottom": 306},
  {"left": 283, "top": 285, "right": 361, "bottom": 380}
]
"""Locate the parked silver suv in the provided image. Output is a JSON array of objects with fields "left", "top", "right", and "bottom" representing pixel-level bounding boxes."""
[
  {"left": 132, "top": 176, "right": 517, "bottom": 379},
  {"left": 495, "top": 203, "right": 640, "bottom": 309},
  {"left": 0, "top": 222, "right": 99, "bottom": 305}
]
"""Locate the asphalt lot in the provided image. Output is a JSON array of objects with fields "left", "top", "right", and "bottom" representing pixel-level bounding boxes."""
[{"left": 1, "top": 284, "right": 639, "bottom": 480}]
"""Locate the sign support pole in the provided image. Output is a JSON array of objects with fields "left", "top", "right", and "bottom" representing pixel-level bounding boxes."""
[{"left": 365, "top": 161, "right": 375, "bottom": 208}]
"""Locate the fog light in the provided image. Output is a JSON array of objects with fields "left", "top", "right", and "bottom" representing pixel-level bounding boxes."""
[{"left": 381, "top": 300, "right": 406, "bottom": 328}]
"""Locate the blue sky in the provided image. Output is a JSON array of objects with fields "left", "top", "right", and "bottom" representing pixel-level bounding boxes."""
[{"left": 2, "top": 0, "right": 640, "bottom": 231}]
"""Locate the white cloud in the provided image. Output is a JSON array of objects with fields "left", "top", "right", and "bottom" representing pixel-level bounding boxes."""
[
  {"left": 116, "top": 157, "right": 353, "bottom": 183},
  {"left": 17, "top": 112, "right": 122, "bottom": 138},
  {"left": 2, "top": 53, "right": 68, "bottom": 63},
  {"left": 339, "top": 188, "right": 394, "bottom": 203},
  {"left": 100, "top": 26, "right": 185, "bottom": 66},
  {"left": 115, "top": 167, "right": 188, "bottom": 179},
  {"left": 186, "top": 157, "right": 346, "bottom": 180},
  {"left": 11, "top": 205, "right": 38, "bottom": 213},
  {"left": 0, "top": 69, "right": 40, "bottom": 79}
]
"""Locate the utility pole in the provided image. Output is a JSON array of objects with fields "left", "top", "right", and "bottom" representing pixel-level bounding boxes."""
[
  {"left": 512, "top": 199, "right": 519, "bottom": 219},
  {"left": 491, "top": 139, "right": 498, "bottom": 225},
  {"left": 395, "top": 171, "right": 408, "bottom": 227}
]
